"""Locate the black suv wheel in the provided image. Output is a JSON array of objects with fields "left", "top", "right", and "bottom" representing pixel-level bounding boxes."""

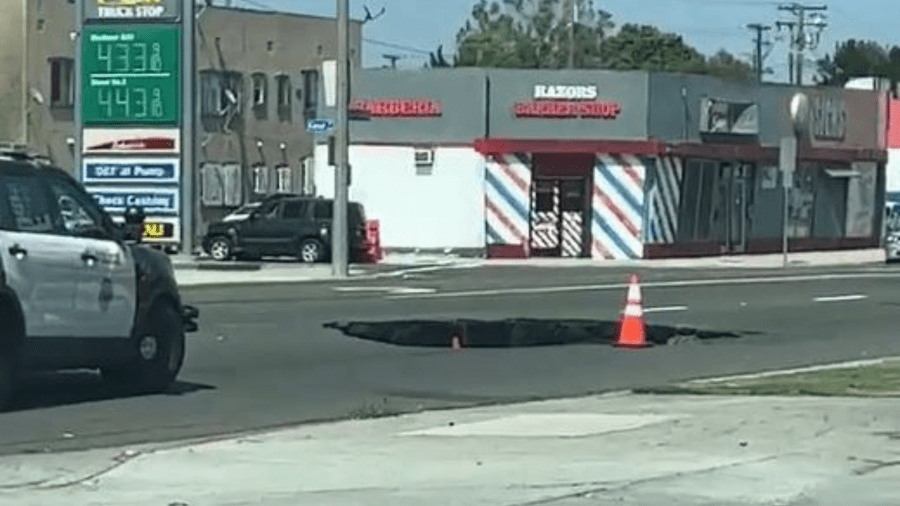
[
  {"left": 209, "top": 236, "right": 233, "bottom": 261},
  {"left": 102, "top": 303, "right": 185, "bottom": 395},
  {"left": 299, "top": 238, "right": 324, "bottom": 263}
]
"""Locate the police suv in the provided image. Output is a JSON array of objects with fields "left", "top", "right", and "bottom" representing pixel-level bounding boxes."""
[{"left": 0, "top": 150, "right": 198, "bottom": 410}]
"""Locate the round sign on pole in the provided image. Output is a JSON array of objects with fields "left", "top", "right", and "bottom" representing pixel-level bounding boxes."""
[{"left": 790, "top": 92, "right": 810, "bottom": 138}]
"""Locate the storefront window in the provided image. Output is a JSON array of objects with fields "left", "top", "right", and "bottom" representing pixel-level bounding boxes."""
[
  {"left": 677, "top": 160, "right": 718, "bottom": 242},
  {"left": 845, "top": 161, "right": 877, "bottom": 238},
  {"left": 787, "top": 163, "right": 816, "bottom": 239}
]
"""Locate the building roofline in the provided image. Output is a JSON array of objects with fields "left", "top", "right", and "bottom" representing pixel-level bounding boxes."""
[{"left": 205, "top": 4, "right": 363, "bottom": 25}]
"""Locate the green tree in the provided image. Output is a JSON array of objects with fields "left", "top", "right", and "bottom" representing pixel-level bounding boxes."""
[
  {"left": 816, "top": 39, "right": 900, "bottom": 86},
  {"left": 706, "top": 49, "right": 754, "bottom": 82},
  {"left": 455, "top": 0, "right": 614, "bottom": 69},
  {"left": 453, "top": 1, "right": 752, "bottom": 81},
  {"left": 599, "top": 24, "right": 705, "bottom": 73}
]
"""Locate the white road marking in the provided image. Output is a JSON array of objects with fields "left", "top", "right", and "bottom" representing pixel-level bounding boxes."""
[
  {"left": 386, "top": 272, "right": 900, "bottom": 300},
  {"left": 333, "top": 286, "right": 437, "bottom": 295},
  {"left": 642, "top": 306, "right": 689, "bottom": 313},
  {"left": 813, "top": 294, "right": 868, "bottom": 303}
]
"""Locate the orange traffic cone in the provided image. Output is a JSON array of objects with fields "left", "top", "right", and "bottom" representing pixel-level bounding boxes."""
[{"left": 615, "top": 274, "right": 651, "bottom": 349}]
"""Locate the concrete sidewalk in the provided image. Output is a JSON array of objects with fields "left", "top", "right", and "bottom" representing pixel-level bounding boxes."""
[
  {"left": 1, "top": 391, "right": 898, "bottom": 506},
  {"left": 172, "top": 248, "right": 888, "bottom": 287},
  {"left": 470, "top": 247, "right": 888, "bottom": 269}
]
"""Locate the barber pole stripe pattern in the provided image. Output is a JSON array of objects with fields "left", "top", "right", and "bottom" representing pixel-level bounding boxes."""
[
  {"left": 646, "top": 157, "right": 683, "bottom": 244},
  {"left": 530, "top": 184, "right": 560, "bottom": 250},
  {"left": 561, "top": 212, "right": 583, "bottom": 257},
  {"left": 484, "top": 153, "right": 532, "bottom": 249},
  {"left": 591, "top": 155, "right": 647, "bottom": 260}
]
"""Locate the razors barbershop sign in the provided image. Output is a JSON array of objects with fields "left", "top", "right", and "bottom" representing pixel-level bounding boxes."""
[{"left": 515, "top": 84, "right": 623, "bottom": 119}]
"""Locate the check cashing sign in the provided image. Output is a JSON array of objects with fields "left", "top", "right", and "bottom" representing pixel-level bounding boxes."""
[{"left": 78, "top": 0, "right": 186, "bottom": 246}]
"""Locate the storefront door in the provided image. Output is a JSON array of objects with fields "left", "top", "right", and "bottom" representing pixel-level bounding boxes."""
[
  {"left": 529, "top": 178, "right": 587, "bottom": 257},
  {"left": 717, "top": 164, "right": 751, "bottom": 253}
]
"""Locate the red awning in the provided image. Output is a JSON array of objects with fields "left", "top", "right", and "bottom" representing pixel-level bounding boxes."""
[{"left": 474, "top": 138, "right": 666, "bottom": 156}]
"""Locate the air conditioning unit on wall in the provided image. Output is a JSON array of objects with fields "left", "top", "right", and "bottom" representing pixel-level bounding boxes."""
[{"left": 414, "top": 148, "right": 435, "bottom": 167}]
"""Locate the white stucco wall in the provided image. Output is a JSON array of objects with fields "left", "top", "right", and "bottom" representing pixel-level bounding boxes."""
[
  {"left": 313, "top": 144, "right": 485, "bottom": 250},
  {"left": 888, "top": 148, "right": 900, "bottom": 201}
]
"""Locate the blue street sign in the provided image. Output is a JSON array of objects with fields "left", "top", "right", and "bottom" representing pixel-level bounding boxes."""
[
  {"left": 88, "top": 187, "right": 180, "bottom": 216},
  {"left": 82, "top": 157, "right": 180, "bottom": 184},
  {"left": 307, "top": 118, "right": 334, "bottom": 134}
]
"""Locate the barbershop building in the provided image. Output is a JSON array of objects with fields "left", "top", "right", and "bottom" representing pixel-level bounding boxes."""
[{"left": 314, "top": 69, "right": 888, "bottom": 259}]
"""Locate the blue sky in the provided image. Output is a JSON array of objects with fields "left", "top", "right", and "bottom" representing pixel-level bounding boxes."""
[{"left": 233, "top": 0, "right": 898, "bottom": 83}]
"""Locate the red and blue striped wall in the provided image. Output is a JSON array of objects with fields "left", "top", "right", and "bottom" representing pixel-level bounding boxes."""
[
  {"left": 484, "top": 153, "right": 683, "bottom": 260},
  {"left": 484, "top": 153, "right": 532, "bottom": 257}
]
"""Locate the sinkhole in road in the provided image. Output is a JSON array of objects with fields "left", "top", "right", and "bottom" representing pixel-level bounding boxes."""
[{"left": 323, "top": 319, "right": 745, "bottom": 348}]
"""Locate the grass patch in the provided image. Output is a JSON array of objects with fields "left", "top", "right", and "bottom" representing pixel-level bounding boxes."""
[{"left": 637, "top": 361, "right": 900, "bottom": 397}]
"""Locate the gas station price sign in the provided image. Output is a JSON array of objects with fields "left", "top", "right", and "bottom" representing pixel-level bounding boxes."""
[{"left": 82, "top": 24, "right": 181, "bottom": 126}]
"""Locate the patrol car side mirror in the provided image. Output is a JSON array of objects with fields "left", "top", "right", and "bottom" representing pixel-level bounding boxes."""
[{"left": 124, "top": 206, "right": 146, "bottom": 226}]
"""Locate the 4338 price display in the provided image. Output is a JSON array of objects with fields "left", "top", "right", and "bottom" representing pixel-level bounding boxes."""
[{"left": 82, "top": 24, "right": 181, "bottom": 126}]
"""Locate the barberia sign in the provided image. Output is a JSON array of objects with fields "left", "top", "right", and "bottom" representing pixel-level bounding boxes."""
[
  {"left": 514, "top": 84, "right": 622, "bottom": 119},
  {"left": 349, "top": 99, "right": 442, "bottom": 118}
]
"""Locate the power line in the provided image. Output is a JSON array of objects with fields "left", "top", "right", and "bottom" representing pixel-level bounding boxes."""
[
  {"left": 776, "top": 2, "right": 827, "bottom": 85},
  {"left": 363, "top": 38, "right": 431, "bottom": 55}
]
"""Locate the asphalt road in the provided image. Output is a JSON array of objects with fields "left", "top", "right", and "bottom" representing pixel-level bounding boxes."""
[{"left": 1, "top": 263, "right": 899, "bottom": 455}]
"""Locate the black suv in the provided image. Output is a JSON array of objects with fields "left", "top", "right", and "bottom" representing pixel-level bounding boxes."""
[
  {"left": 202, "top": 195, "right": 368, "bottom": 263},
  {"left": 0, "top": 151, "right": 199, "bottom": 410}
]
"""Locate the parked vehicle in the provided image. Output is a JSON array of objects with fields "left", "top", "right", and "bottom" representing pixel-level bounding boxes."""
[
  {"left": 202, "top": 195, "right": 368, "bottom": 263},
  {"left": 0, "top": 150, "right": 199, "bottom": 410},
  {"left": 886, "top": 204, "right": 900, "bottom": 263}
]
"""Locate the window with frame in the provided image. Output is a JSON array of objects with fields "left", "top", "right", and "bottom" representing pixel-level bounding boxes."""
[
  {"left": 253, "top": 165, "right": 270, "bottom": 194},
  {"left": 0, "top": 176, "right": 55, "bottom": 233},
  {"left": 49, "top": 57, "right": 74, "bottom": 108},
  {"left": 302, "top": 69, "right": 318, "bottom": 120},
  {"left": 276, "top": 166, "right": 292, "bottom": 193},
  {"left": 251, "top": 73, "right": 267, "bottom": 109},
  {"left": 276, "top": 74, "right": 291, "bottom": 110},
  {"left": 200, "top": 70, "right": 243, "bottom": 117}
]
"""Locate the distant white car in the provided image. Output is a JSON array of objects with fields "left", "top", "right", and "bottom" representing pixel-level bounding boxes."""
[{"left": 222, "top": 202, "right": 261, "bottom": 223}]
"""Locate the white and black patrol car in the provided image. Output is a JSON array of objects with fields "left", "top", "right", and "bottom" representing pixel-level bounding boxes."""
[{"left": 0, "top": 150, "right": 198, "bottom": 410}]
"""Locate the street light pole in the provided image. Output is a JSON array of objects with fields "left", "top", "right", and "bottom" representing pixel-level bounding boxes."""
[{"left": 332, "top": 0, "right": 350, "bottom": 278}]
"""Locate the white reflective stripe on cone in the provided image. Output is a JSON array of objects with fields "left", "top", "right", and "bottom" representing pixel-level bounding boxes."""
[{"left": 623, "top": 303, "right": 644, "bottom": 317}]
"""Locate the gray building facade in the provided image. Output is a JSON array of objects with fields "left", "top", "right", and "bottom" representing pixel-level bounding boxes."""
[
  {"left": 316, "top": 67, "right": 887, "bottom": 259},
  {"left": 2, "top": 1, "right": 361, "bottom": 244}
]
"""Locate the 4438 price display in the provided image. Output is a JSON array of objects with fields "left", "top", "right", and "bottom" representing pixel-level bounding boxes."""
[{"left": 82, "top": 24, "right": 181, "bottom": 126}]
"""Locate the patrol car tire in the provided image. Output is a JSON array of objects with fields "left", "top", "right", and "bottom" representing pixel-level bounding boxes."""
[{"left": 102, "top": 303, "right": 185, "bottom": 395}]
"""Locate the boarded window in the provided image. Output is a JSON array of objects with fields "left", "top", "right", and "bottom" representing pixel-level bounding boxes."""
[{"left": 49, "top": 57, "right": 74, "bottom": 108}]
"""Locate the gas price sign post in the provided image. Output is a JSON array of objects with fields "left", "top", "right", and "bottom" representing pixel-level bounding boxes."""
[{"left": 76, "top": 0, "right": 191, "bottom": 251}]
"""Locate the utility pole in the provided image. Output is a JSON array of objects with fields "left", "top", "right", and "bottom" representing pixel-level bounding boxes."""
[
  {"left": 747, "top": 23, "right": 772, "bottom": 83},
  {"left": 332, "top": 0, "right": 350, "bottom": 278},
  {"left": 567, "top": 0, "right": 576, "bottom": 68},
  {"left": 777, "top": 3, "right": 827, "bottom": 86}
]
